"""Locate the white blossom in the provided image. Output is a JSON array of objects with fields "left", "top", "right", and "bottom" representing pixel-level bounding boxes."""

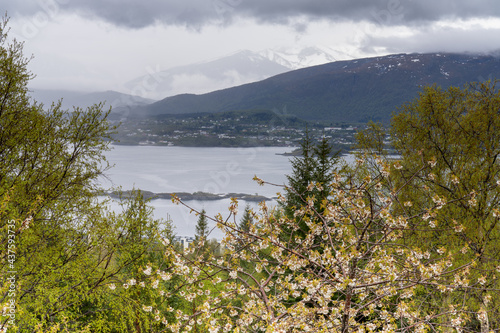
[{"left": 143, "top": 265, "right": 152, "bottom": 275}]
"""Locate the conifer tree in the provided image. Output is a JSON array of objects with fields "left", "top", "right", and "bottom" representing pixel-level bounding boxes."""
[
  {"left": 284, "top": 128, "right": 318, "bottom": 215},
  {"left": 194, "top": 209, "right": 209, "bottom": 254},
  {"left": 313, "top": 135, "right": 339, "bottom": 203},
  {"left": 239, "top": 204, "right": 253, "bottom": 234},
  {"left": 282, "top": 130, "right": 339, "bottom": 248},
  {"left": 284, "top": 130, "right": 338, "bottom": 217}
]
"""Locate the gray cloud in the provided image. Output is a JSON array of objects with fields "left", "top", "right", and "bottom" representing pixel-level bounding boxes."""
[
  {"left": 5, "top": 0, "right": 500, "bottom": 29},
  {"left": 361, "top": 26, "right": 500, "bottom": 55}
]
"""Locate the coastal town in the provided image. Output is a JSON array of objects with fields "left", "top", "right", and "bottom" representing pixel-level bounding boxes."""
[{"left": 112, "top": 112, "right": 361, "bottom": 152}]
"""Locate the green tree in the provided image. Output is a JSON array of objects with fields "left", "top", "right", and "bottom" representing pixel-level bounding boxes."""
[
  {"left": 239, "top": 204, "right": 253, "bottom": 234},
  {"left": 194, "top": 209, "right": 209, "bottom": 257},
  {"left": 195, "top": 209, "right": 209, "bottom": 243},
  {"left": 0, "top": 17, "right": 171, "bottom": 332},
  {"left": 283, "top": 131, "right": 339, "bottom": 244},
  {"left": 391, "top": 82, "right": 500, "bottom": 332},
  {"left": 356, "top": 81, "right": 500, "bottom": 332},
  {"left": 284, "top": 128, "right": 317, "bottom": 215},
  {"left": 354, "top": 121, "right": 388, "bottom": 155},
  {"left": 313, "top": 135, "right": 339, "bottom": 202},
  {"left": 285, "top": 132, "right": 338, "bottom": 210}
]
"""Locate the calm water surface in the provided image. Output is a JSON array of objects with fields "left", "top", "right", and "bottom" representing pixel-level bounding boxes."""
[
  {"left": 101, "top": 145, "right": 296, "bottom": 238},
  {"left": 101, "top": 145, "right": 354, "bottom": 238}
]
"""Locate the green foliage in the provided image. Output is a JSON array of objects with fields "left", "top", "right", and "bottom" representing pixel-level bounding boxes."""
[
  {"left": 239, "top": 205, "right": 253, "bottom": 234},
  {"left": 354, "top": 121, "right": 388, "bottom": 154},
  {"left": 0, "top": 17, "right": 174, "bottom": 332},
  {"left": 195, "top": 209, "right": 209, "bottom": 241},
  {"left": 312, "top": 136, "right": 338, "bottom": 199},
  {"left": 194, "top": 209, "right": 210, "bottom": 258},
  {"left": 391, "top": 81, "right": 500, "bottom": 257},
  {"left": 357, "top": 81, "right": 500, "bottom": 331},
  {"left": 392, "top": 81, "right": 500, "bottom": 330},
  {"left": 284, "top": 130, "right": 339, "bottom": 219}
]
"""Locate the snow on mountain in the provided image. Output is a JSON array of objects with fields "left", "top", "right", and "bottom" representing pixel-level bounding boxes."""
[
  {"left": 140, "top": 52, "right": 500, "bottom": 123},
  {"left": 123, "top": 50, "right": 290, "bottom": 100},
  {"left": 28, "top": 47, "right": 352, "bottom": 108},
  {"left": 123, "top": 47, "right": 351, "bottom": 100},
  {"left": 258, "top": 46, "right": 354, "bottom": 70}
]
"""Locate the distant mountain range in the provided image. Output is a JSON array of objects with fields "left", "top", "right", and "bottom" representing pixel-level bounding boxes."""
[
  {"left": 30, "top": 49, "right": 500, "bottom": 124},
  {"left": 118, "top": 52, "right": 500, "bottom": 124},
  {"left": 30, "top": 46, "right": 344, "bottom": 107},
  {"left": 124, "top": 47, "right": 345, "bottom": 100},
  {"left": 29, "top": 89, "right": 155, "bottom": 110}
]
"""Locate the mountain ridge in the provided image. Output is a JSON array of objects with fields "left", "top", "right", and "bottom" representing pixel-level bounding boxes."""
[
  {"left": 123, "top": 52, "right": 500, "bottom": 123},
  {"left": 123, "top": 50, "right": 290, "bottom": 100},
  {"left": 123, "top": 47, "right": 348, "bottom": 100},
  {"left": 30, "top": 89, "right": 156, "bottom": 110}
]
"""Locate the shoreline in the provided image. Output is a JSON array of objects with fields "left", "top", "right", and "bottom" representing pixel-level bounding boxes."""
[{"left": 104, "top": 190, "right": 275, "bottom": 202}]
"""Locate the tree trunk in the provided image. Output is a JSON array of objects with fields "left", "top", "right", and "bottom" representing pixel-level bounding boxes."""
[
  {"left": 341, "top": 286, "right": 353, "bottom": 333},
  {"left": 479, "top": 308, "right": 489, "bottom": 333}
]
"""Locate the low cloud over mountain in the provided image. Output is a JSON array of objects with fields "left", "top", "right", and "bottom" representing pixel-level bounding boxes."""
[{"left": 122, "top": 47, "right": 345, "bottom": 100}]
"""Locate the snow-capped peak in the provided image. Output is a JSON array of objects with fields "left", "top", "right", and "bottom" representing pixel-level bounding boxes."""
[{"left": 258, "top": 46, "right": 353, "bottom": 69}]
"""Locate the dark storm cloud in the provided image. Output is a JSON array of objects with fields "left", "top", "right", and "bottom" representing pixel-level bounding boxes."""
[
  {"left": 239, "top": 0, "right": 500, "bottom": 26},
  {"left": 5, "top": 0, "right": 500, "bottom": 29},
  {"left": 4, "top": 0, "right": 216, "bottom": 28}
]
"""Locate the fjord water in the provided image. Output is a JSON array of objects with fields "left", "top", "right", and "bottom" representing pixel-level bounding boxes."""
[{"left": 101, "top": 145, "right": 295, "bottom": 238}]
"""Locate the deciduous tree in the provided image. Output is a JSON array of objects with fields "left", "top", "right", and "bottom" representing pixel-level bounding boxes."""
[
  {"left": 356, "top": 81, "right": 500, "bottom": 332},
  {"left": 0, "top": 17, "right": 171, "bottom": 332}
]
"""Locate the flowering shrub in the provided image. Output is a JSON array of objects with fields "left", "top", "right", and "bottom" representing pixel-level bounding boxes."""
[{"left": 121, "top": 156, "right": 498, "bottom": 332}]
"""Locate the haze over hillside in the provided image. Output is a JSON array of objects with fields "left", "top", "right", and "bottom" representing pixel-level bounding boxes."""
[
  {"left": 30, "top": 49, "right": 500, "bottom": 123},
  {"left": 117, "top": 52, "right": 500, "bottom": 124},
  {"left": 123, "top": 46, "right": 347, "bottom": 100},
  {"left": 29, "top": 46, "right": 347, "bottom": 108},
  {"left": 29, "top": 89, "right": 156, "bottom": 111}
]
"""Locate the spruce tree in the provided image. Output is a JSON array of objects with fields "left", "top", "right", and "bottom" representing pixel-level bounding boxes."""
[
  {"left": 313, "top": 135, "right": 339, "bottom": 203},
  {"left": 283, "top": 130, "right": 339, "bottom": 243},
  {"left": 239, "top": 204, "right": 253, "bottom": 233},
  {"left": 284, "top": 128, "right": 318, "bottom": 215},
  {"left": 284, "top": 130, "right": 338, "bottom": 216},
  {"left": 194, "top": 209, "right": 209, "bottom": 253}
]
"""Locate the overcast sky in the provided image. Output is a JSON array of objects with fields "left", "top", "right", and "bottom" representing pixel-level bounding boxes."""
[{"left": 5, "top": 0, "right": 500, "bottom": 94}]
